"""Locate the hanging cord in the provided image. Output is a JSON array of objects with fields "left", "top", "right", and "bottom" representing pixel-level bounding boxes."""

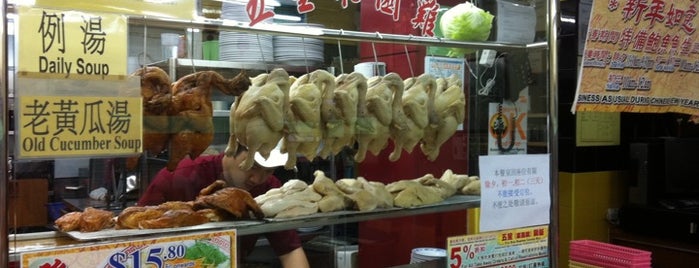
[
  {"left": 302, "top": 36, "right": 310, "bottom": 74},
  {"left": 188, "top": 24, "right": 197, "bottom": 73},
  {"left": 337, "top": 32, "right": 344, "bottom": 74},
  {"left": 492, "top": 102, "right": 517, "bottom": 153},
  {"left": 372, "top": 31, "right": 382, "bottom": 75},
  {"left": 477, "top": 52, "right": 507, "bottom": 96},
  {"left": 404, "top": 43, "right": 415, "bottom": 78},
  {"left": 256, "top": 33, "right": 269, "bottom": 73}
]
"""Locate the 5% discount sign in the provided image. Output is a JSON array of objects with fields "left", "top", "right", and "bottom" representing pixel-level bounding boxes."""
[
  {"left": 448, "top": 244, "right": 480, "bottom": 268},
  {"left": 446, "top": 225, "right": 549, "bottom": 268}
]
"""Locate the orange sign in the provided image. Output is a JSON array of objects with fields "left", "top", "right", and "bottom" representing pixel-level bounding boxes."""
[{"left": 573, "top": 0, "right": 699, "bottom": 115}]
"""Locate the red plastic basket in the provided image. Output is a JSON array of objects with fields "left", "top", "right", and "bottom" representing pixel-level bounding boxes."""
[{"left": 569, "top": 240, "right": 651, "bottom": 268}]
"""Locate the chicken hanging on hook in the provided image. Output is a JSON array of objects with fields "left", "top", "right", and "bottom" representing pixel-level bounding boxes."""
[
  {"left": 227, "top": 68, "right": 291, "bottom": 170},
  {"left": 282, "top": 71, "right": 324, "bottom": 169},
  {"left": 354, "top": 73, "right": 401, "bottom": 162},
  {"left": 321, "top": 72, "right": 368, "bottom": 158},
  {"left": 421, "top": 74, "right": 466, "bottom": 161},
  {"left": 389, "top": 74, "right": 438, "bottom": 161}
]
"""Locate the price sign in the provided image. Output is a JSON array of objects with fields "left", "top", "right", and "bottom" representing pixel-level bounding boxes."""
[
  {"left": 21, "top": 230, "right": 236, "bottom": 268},
  {"left": 447, "top": 225, "right": 548, "bottom": 268}
]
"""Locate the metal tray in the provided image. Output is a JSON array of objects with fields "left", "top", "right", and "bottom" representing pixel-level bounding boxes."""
[{"left": 63, "top": 220, "right": 263, "bottom": 241}]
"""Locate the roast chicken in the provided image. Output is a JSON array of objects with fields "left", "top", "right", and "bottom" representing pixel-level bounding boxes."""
[
  {"left": 193, "top": 181, "right": 265, "bottom": 219},
  {"left": 322, "top": 72, "right": 368, "bottom": 158},
  {"left": 227, "top": 68, "right": 291, "bottom": 170},
  {"left": 354, "top": 74, "right": 399, "bottom": 162},
  {"left": 389, "top": 74, "right": 437, "bottom": 161},
  {"left": 421, "top": 74, "right": 466, "bottom": 161},
  {"left": 167, "top": 70, "right": 251, "bottom": 171},
  {"left": 126, "top": 67, "right": 174, "bottom": 170},
  {"left": 282, "top": 72, "right": 324, "bottom": 169},
  {"left": 55, "top": 207, "right": 115, "bottom": 232}
]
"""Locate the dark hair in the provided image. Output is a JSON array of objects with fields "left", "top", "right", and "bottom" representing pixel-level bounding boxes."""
[{"left": 234, "top": 142, "right": 248, "bottom": 157}]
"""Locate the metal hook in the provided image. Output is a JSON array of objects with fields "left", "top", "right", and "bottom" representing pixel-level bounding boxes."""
[{"left": 337, "top": 39, "right": 344, "bottom": 74}]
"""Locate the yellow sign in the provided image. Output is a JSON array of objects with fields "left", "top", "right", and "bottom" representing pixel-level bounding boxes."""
[
  {"left": 18, "top": 7, "right": 128, "bottom": 80},
  {"left": 447, "top": 225, "right": 549, "bottom": 267},
  {"left": 17, "top": 95, "right": 142, "bottom": 158},
  {"left": 26, "top": 0, "right": 197, "bottom": 20},
  {"left": 573, "top": 0, "right": 699, "bottom": 116},
  {"left": 21, "top": 230, "right": 237, "bottom": 268}
]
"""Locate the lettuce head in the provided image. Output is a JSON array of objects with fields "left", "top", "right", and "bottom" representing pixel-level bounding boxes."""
[{"left": 439, "top": 2, "right": 494, "bottom": 57}]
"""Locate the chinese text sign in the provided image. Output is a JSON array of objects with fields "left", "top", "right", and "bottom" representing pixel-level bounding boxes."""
[
  {"left": 573, "top": 0, "right": 699, "bottom": 115},
  {"left": 18, "top": 7, "right": 127, "bottom": 80},
  {"left": 478, "top": 154, "right": 551, "bottom": 232}
]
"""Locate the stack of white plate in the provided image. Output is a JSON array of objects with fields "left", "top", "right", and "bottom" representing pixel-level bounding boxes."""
[
  {"left": 219, "top": 1, "right": 274, "bottom": 62},
  {"left": 273, "top": 23, "right": 324, "bottom": 66},
  {"left": 410, "top": 247, "right": 446, "bottom": 263}
]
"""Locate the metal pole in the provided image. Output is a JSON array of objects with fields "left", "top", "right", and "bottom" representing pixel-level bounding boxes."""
[
  {"left": 547, "top": 0, "right": 561, "bottom": 265},
  {"left": 1, "top": 0, "right": 9, "bottom": 266}
]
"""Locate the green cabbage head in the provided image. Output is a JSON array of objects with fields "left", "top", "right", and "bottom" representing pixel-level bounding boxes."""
[{"left": 439, "top": 2, "right": 494, "bottom": 57}]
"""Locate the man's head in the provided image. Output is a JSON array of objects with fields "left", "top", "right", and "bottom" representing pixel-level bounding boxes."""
[{"left": 221, "top": 142, "right": 288, "bottom": 190}]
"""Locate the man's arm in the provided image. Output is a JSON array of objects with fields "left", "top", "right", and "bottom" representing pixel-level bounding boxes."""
[{"left": 278, "top": 247, "right": 310, "bottom": 268}]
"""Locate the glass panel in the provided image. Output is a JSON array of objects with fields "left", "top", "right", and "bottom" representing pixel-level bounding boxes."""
[{"left": 5, "top": 0, "right": 553, "bottom": 267}]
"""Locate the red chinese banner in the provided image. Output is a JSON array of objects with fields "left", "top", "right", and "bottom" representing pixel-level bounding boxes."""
[{"left": 573, "top": 0, "right": 699, "bottom": 115}]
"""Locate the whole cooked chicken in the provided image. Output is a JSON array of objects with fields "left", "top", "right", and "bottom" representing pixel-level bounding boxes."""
[
  {"left": 421, "top": 74, "right": 466, "bottom": 161},
  {"left": 322, "top": 72, "right": 368, "bottom": 157},
  {"left": 354, "top": 74, "right": 398, "bottom": 162},
  {"left": 55, "top": 207, "right": 115, "bottom": 232},
  {"left": 167, "top": 70, "right": 251, "bottom": 170},
  {"left": 194, "top": 184, "right": 265, "bottom": 219},
  {"left": 126, "top": 66, "right": 173, "bottom": 170},
  {"left": 282, "top": 72, "right": 323, "bottom": 169},
  {"left": 226, "top": 68, "right": 291, "bottom": 170},
  {"left": 389, "top": 74, "right": 437, "bottom": 161},
  {"left": 312, "top": 70, "right": 341, "bottom": 159}
]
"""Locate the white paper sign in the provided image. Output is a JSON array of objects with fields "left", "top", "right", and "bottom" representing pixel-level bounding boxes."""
[
  {"left": 478, "top": 154, "right": 551, "bottom": 232},
  {"left": 495, "top": 0, "right": 536, "bottom": 44}
]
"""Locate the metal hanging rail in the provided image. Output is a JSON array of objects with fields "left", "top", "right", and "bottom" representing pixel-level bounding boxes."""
[{"left": 128, "top": 16, "right": 548, "bottom": 52}]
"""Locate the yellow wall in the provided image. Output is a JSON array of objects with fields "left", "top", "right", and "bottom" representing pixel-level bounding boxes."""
[{"left": 558, "top": 171, "right": 628, "bottom": 267}]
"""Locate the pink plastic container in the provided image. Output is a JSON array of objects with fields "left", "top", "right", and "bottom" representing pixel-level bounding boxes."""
[{"left": 569, "top": 240, "right": 651, "bottom": 268}]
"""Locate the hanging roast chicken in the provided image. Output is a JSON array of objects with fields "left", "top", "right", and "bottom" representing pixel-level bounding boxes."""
[
  {"left": 421, "top": 74, "right": 466, "bottom": 161},
  {"left": 166, "top": 70, "right": 251, "bottom": 171},
  {"left": 226, "top": 68, "right": 291, "bottom": 170}
]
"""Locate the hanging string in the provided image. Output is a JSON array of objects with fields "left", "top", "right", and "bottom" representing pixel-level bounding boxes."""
[
  {"left": 256, "top": 33, "right": 269, "bottom": 73},
  {"left": 404, "top": 44, "right": 414, "bottom": 78},
  {"left": 337, "top": 34, "right": 344, "bottom": 74},
  {"left": 188, "top": 24, "right": 197, "bottom": 73},
  {"left": 302, "top": 36, "right": 310, "bottom": 74}
]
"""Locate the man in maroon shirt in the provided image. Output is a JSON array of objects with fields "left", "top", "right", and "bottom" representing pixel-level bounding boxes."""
[{"left": 138, "top": 144, "right": 310, "bottom": 268}]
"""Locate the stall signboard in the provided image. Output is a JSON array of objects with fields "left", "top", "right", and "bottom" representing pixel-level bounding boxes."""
[
  {"left": 478, "top": 154, "right": 550, "bottom": 232},
  {"left": 17, "top": 7, "right": 128, "bottom": 80},
  {"left": 22, "top": 0, "right": 197, "bottom": 20},
  {"left": 572, "top": 0, "right": 699, "bottom": 115},
  {"left": 446, "top": 225, "right": 549, "bottom": 268},
  {"left": 15, "top": 77, "right": 142, "bottom": 159},
  {"left": 21, "top": 230, "right": 237, "bottom": 268}
]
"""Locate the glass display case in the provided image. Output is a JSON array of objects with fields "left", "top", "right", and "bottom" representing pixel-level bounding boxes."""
[{"left": 2, "top": 0, "right": 558, "bottom": 267}]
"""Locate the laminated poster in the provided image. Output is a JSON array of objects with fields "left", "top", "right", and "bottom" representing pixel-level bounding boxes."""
[
  {"left": 447, "top": 225, "right": 549, "bottom": 268},
  {"left": 573, "top": 0, "right": 699, "bottom": 116}
]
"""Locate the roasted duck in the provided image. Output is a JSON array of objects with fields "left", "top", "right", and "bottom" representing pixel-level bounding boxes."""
[{"left": 193, "top": 180, "right": 265, "bottom": 219}]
